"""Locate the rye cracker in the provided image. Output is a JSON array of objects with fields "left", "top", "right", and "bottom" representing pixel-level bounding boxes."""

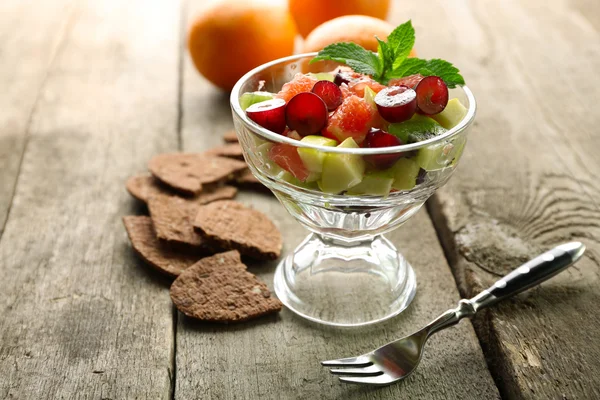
[
  {"left": 148, "top": 153, "right": 246, "bottom": 195},
  {"left": 193, "top": 200, "right": 282, "bottom": 260},
  {"left": 222, "top": 130, "right": 239, "bottom": 143},
  {"left": 126, "top": 174, "right": 238, "bottom": 204},
  {"left": 235, "top": 169, "right": 265, "bottom": 189},
  {"left": 204, "top": 143, "right": 244, "bottom": 160},
  {"left": 122, "top": 216, "right": 201, "bottom": 277},
  {"left": 148, "top": 193, "right": 208, "bottom": 248},
  {"left": 170, "top": 251, "right": 282, "bottom": 322}
]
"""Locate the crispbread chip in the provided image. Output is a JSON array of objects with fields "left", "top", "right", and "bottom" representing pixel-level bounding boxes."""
[
  {"left": 126, "top": 173, "right": 238, "bottom": 204},
  {"left": 148, "top": 193, "right": 207, "bottom": 248},
  {"left": 223, "top": 130, "right": 239, "bottom": 143},
  {"left": 236, "top": 169, "right": 262, "bottom": 185},
  {"left": 126, "top": 174, "right": 158, "bottom": 202},
  {"left": 204, "top": 143, "right": 244, "bottom": 160},
  {"left": 170, "top": 251, "right": 282, "bottom": 322},
  {"left": 122, "top": 216, "right": 201, "bottom": 277},
  {"left": 148, "top": 153, "right": 246, "bottom": 195},
  {"left": 193, "top": 200, "right": 282, "bottom": 260}
]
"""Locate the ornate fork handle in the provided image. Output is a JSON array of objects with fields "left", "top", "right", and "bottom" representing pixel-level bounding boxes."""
[{"left": 424, "top": 242, "right": 585, "bottom": 337}]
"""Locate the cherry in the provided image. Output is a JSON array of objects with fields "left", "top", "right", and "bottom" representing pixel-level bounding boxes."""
[
  {"left": 374, "top": 85, "right": 417, "bottom": 123},
  {"left": 312, "top": 80, "right": 343, "bottom": 111},
  {"left": 415, "top": 76, "right": 449, "bottom": 115},
  {"left": 363, "top": 128, "right": 404, "bottom": 169},
  {"left": 285, "top": 92, "right": 328, "bottom": 136},
  {"left": 333, "top": 69, "right": 361, "bottom": 86},
  {"left": 246, "top": 98, "right": 286, "bottom": 134}
]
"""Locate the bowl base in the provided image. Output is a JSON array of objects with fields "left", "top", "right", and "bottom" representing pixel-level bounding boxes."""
[{"left": 274, "top": 233, "right": 416, "bottom": 327}]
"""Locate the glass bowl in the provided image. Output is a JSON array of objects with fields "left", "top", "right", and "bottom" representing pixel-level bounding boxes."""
[{"left": 230, "top": 53, "right": 476, "bottom": 327}]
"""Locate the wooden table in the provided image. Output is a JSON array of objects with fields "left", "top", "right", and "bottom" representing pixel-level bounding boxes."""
[{"left": 1, "top": 0, "right": 599, "bottom": 398}]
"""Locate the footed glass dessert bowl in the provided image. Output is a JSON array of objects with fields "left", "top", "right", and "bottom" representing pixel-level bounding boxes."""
[{"left": 230, "top": 54, "right": 476, "bottom": 326}]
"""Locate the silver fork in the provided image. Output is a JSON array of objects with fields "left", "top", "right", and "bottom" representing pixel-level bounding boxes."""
[{"left": 322, "top": 242, "right": 586, "bottom": 386}]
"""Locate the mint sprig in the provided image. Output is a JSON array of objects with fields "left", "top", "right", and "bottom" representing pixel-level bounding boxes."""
[{"left": 310, "top": 20, "right": 465, "bottom": 88}]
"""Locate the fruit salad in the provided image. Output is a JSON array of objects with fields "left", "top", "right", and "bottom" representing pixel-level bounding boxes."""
[{"left": 241, "top": 21, "right": 469, "bottom": 196}]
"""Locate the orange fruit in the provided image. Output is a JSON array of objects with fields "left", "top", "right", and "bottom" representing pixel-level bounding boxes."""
[
  {"left": 301, "top": 15, "right": 417, "bottom": 73},
  {"left": 188, "top": 0, "right": 296, "bottom": 91},
  {"left": 289, "top": 0, "right": 390, "bottom": 38}
]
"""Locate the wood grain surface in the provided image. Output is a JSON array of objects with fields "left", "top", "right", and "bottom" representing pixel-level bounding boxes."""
[
  {"left": 171, "top": 2, "right": 499, "bottom": 399},
  {"left": 0, "top": 0, "right": 76, "bottom": 237},
  {"left": 0, "top": 0, "right": 181, "bottom": 398},
  {"left": 424, "top": 0, "right": 600, "bottom": 398},
  {"left": 1, "top": 0, "right": 598, "bottom": 398}
]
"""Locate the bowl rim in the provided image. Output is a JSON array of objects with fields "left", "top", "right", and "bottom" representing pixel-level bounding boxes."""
[{"left": 230, "top": 52, "right": 476, "bottom": 155}]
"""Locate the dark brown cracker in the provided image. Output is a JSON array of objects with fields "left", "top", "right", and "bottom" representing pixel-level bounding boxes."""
[
  {"left": 193, "top": 200, "right": 282, "bottom": 260},
  {"left": 234, "top": 169, "right": 268, "bottom": 191},
  {"left": 204, "top": 143, "right": 244, "bottom": 160},
  {"left": 148, "top": 153, "right": 247, "bottom": 195},
  {"left": 148, "top": 193, "right": 208, "bottom": 248},
  {"left": 126, "top": 173, "right": 238, "bottom": 205},
  {"left": 170, "top": 251, "right": 282, "bottom": 322},
  {"left": 122, "top": 216, "right": 202, "bottom": 277},
  {"left": 223, "top": 129, "right": 239, "bottom": 143},
  {"left": 237, "top": 169, "right": 260, "bottom": 184}
]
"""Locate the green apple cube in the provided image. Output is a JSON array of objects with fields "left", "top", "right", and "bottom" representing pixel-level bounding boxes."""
[
  {"left": 307, "top": 72, "right": 334, "bottom": 82},
  {"left": 297, "top": 135, "right": 338, "bottom": 173},
  {"left": 363, "top": 86, "right": 377, "bottom": 108},
  {"left": 240, "top": 91, "right": 275, "bottom": 111},
  {"left": 391, "top": 158, "right": 420, "bottom": 190},
  {"left": 450, "top": 137, "right": 467, "bottom": 166},
  {"left": 319, "top": 138, "right": 365, "bottom": 194},
  {"left": 432, "top": 98, "right": 467, "bottom": 129},
  {"left": 278, "top": 170, "right": 319, "bottom": 189},
  {"left": 346, "top": 171, "right": 394, "bottom": 196},
  {"left": 388, "top": 114, "right": 447, "bottom": 143},
  {"left": 415, "top": 142, "right": 454, "bottom": 171}
]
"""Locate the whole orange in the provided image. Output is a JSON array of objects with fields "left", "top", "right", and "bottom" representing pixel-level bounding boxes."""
[
  {"left": 301, "top": 15, "right": 417, "bottom": 73},
  {"left": 289, "top": 0, "right": 390, "bottom": 38},
  {"left": 188, "top": 0, "right": 296, "bottom": 91}
]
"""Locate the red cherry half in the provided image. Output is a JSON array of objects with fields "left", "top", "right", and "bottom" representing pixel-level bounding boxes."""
[
  {"left": 285, "top": 92, "right": 328, "bottom": 136},
  {"left": 363, "top": 128, "right": 404, "bottom": 169},
  {"left": 246, "top": 98, "right": 286, "bottom": 134},
  {"left": 415, "top": 76, "right": 449, "bottom": 115},
  {"left": 312, "top": 80, "right": 343, "bottom": 111},
  {"left": 374, "top": 85, "right": 417, "bottom": 123}
]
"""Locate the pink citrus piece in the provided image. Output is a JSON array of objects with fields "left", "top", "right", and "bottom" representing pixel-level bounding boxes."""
[
  {"left": 269, "top": 143, "right": 310, "bottom": 181},
  {"left": 275, "top": 73, "right": 318, "bottom": 103},
  {"left": 323, "top": 95, "right": 375, "bottom": 145}
]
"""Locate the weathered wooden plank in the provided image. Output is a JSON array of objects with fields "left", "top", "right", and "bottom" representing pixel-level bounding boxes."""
[
  {"left": 426, "top": 0, "right": 600, "bottom": 398},
  {"left": 0, "top": 0, "right": 181, "bottom": 398},
  {"left": 0, "top": 0, "right": 76, "bottom": 237},
  {"left": 173, "top": 2, "right": 499, "bottom": 398}
]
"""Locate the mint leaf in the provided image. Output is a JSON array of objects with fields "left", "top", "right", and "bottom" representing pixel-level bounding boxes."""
[
  {"left": 376, "top": 36, "right": 392, "bottom": 77},
  {"left": 386, "top": 20, "right": 415, "bottom": 68},
  {"left": 310, "top": 42, "right": 380, "bottom": 76},
  {"left": 385, "top": 58, "right": 427, "bottom": 80},
  {"left": 420, "top": 59, "right": 465, "bottom": 88},
  {"left": 385, "top": 58, "right": 464, "bottom": 88},
  {"left": 310, "top": 20, "right": 466, "bottom": 87}
]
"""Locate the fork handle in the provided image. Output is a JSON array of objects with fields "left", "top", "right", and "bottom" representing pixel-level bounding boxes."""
[
  {"left": 470, "top": 241, "right": 585, "bottom": 310},
  {"left": 425, "top": 242, "right": 585, "bottom": 336}
]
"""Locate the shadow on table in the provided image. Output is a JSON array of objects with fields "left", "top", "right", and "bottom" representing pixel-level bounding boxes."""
[
  {"left": 179, "top": 311, "right": 282, "bottom": 333},
  {"left": 119, "top": 240, "right": 175, "bottom": 289}
]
